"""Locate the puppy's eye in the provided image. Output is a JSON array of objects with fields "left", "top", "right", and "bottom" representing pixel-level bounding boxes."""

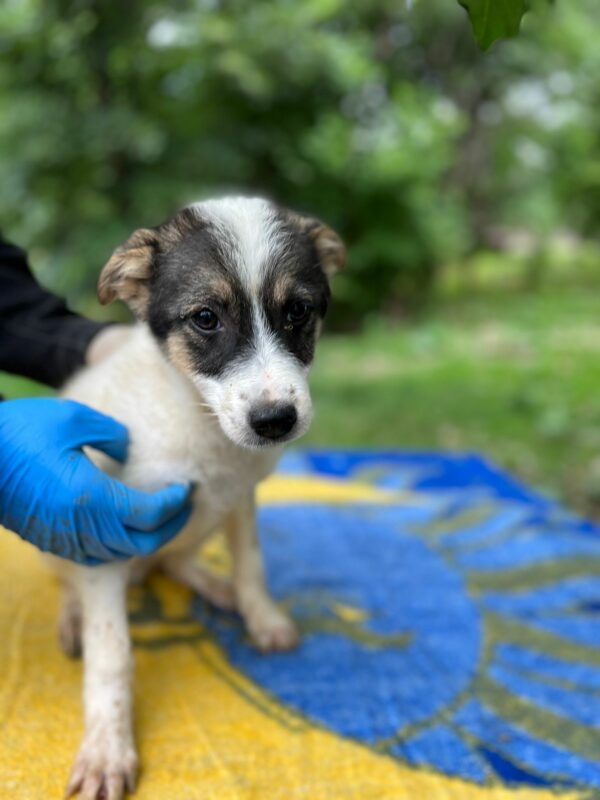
[
  {"left": 285, "top": 300, "right": 312, "bottom": 327},
  {"left": 191, "top": 308, "right": 221, "bottom": 332}
]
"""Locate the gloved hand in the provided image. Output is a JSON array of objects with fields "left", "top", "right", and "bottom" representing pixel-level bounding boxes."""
[{"left": 0, "top": 398, "right": 192, "bottom": 564}]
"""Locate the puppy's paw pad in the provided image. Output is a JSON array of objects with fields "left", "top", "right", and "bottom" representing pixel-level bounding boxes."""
[
  {"left": 250, "top": 614, "right": 300, "bottom": 652},
  {"left": 66, "top": 742, "right": 138, "bottom": 800}
]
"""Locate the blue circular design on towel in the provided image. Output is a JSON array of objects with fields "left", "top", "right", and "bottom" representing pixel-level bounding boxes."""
[
  {"left": 196, "top": 504, "right": 481, "bottom": 743},
  {"left": 193, "top": 453, "right": 600, "bottom": 790}
]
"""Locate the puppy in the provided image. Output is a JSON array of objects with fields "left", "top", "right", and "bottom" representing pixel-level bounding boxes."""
[{"left": 47, "top": 196, "right": 345, "bottom": 800}]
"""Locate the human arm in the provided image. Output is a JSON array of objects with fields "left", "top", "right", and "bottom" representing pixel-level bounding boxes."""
[{"left": 0, "top": 235, "right": 110, "bottom": 388}]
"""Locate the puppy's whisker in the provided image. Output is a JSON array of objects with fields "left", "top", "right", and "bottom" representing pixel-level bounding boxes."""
[
  {"left": 195, "top": 403, "right": 218, "bottom": 413},
  {"left": 193, "top": 403, "right": 220, "bottom": 418}
]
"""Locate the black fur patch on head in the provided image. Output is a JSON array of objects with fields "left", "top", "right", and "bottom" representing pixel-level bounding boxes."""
[
  {"left": 260, "top": 215, "right": 330, "bottom": 365},
  {"left": 147, "top": 217, "right": 255, "bottom": 378},
  {"left": 144, "top": 202, "right": 332, "bottom": 379}
]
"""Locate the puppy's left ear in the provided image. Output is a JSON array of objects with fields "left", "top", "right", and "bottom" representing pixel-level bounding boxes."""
[
  {"left": 97, "top": 228, "right": 159, "bottom": 318},
  {"left": 292, "top": 214, "right": 346, "bottom": 279}
]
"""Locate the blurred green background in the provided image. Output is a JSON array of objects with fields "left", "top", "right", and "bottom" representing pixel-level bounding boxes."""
[{"left": 1, "top": 0, "right": 600, "bottom": 515}]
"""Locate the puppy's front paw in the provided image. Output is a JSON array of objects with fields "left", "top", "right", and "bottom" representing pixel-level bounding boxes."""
[
  {"left": 247, "top": 606, "right": 300, "bottom": 652},
  {"left": 66, "top": 735, "right": 138, "bottom": 800}
]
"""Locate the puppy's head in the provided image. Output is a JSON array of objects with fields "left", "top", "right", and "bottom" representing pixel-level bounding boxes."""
[{"left": 98, "top": 197, "right": 345, "bottom": 449}]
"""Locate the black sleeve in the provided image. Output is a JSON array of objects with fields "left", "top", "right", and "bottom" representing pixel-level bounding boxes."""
[{"left": 0, "top": 236, "right": 110, "bottom": 388}]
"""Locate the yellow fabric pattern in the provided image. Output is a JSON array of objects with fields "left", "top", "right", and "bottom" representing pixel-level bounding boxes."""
[{"left": 0, "top": 474, "right": 580, "bottom": 799}]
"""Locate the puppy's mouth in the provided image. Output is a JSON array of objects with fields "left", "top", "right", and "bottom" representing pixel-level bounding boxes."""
[
  {"left": 221, "top": 426, "right": 300, "bottom": 452},
  {"left": 243, "top": 430, "right": 298, "bottom": 450}
]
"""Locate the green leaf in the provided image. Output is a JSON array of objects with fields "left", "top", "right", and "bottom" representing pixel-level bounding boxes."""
[{"left": 458, "top": 0, "right": 526, "bottom": 49}]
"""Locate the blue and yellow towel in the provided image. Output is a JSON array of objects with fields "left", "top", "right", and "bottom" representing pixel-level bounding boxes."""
[{"left": 1, "top": 450, "right": 599, "bottom": 799}]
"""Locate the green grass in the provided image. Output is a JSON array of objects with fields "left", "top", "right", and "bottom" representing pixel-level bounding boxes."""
[
  {"left": 306, "top": 285, "right": 600, "bottom": 516},
  {"left": 2, "top": 283, "right": 599, "bottom": 516}
]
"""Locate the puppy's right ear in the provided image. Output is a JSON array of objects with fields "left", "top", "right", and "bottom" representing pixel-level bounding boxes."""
[
  {"left": 285, "top": 211, "right": 346, "bottom": 280},
  {"left": 97, "top": 228, "right": 159, "bottom": 318}
]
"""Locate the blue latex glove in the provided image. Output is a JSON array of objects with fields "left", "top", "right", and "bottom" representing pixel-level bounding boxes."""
[{"left": 0, "top": 398, "right": 192, "bottom": 564}]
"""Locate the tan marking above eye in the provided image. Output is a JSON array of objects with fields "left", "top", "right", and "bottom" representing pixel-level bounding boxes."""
[
  {"left": 178, "top": 285, "right": 235, "bottom": 319},
  {"left": 272, "top": 275, "right": 297, "bottom": 306},
  {"left": 209, "top": 277, "right": 235, "bottom": 300},
  {"left": 272, "top": 280, "right": 316, "bottom": 315}
]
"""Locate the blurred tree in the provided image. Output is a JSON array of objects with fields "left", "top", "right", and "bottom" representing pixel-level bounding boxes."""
[{"left": 0, "top": 0, "right": 598, "bottom": 327}]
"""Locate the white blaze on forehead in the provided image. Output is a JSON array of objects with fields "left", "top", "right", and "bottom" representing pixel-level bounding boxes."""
[
  {"left": 192, "top": 196, "right": 293, "bottom": 372},
  {"left": 192, "top": 196, "right": 287, "bottom": 293}
]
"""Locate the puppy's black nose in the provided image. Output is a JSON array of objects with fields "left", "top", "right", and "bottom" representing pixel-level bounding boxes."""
[{"left": 249, "top": 403, "right": 297, "bottom": 440}]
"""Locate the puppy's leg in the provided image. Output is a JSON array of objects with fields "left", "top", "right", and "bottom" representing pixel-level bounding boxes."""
[
  {"left": 162, "top": 555, "right": 236, "bottom": 611},
  {"left": 225, "top": 491, "right": 299, "bottom": 652},
  {"left": 66, "top": 563, "right": 137, "bottom": 800},
  {"left": 59, "top": 581, "right": 83, "bottom": 659}
]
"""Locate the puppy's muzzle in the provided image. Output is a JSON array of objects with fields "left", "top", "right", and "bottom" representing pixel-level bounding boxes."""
[{"left": 248, "top": 403, "right": 297, "bottom": 441}]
